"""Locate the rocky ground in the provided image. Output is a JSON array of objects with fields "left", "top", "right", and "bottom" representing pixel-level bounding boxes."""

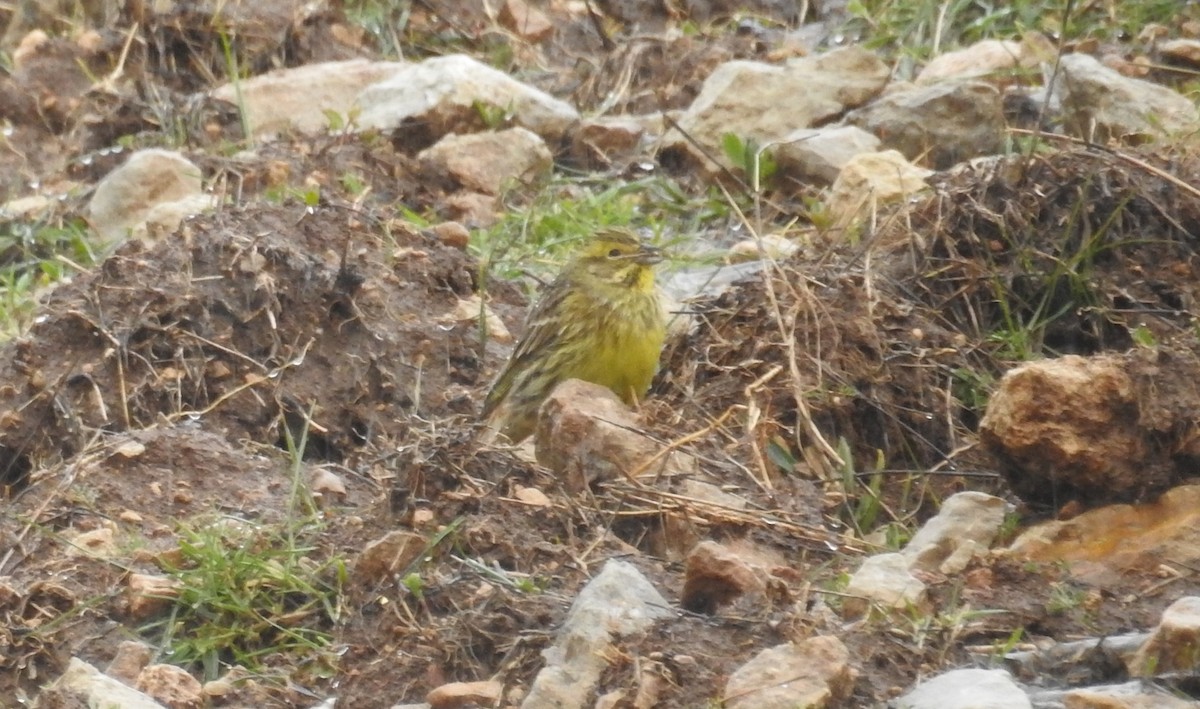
[{"left": 3, "top": 1, "right": 1200, "bottom": 708}]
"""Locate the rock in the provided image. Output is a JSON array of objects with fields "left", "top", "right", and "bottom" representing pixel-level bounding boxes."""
[
  {"left": 825, "top": 150, "right": 932, "bottom": 231},
  {"left": 1129, "top": 596, "right": 1200, "bottom": 676},
  {"left": 210, "top": 59, "right": 407, "bottom": 139},
  {"left": 723, "top": 636, "right": 856, "bottom": 709},
  {"left": 1160, "top": 38, "right": 1200, "bottom": 67},
  {"left": 439, "top": 294, "right": 512, "bottom": 343},
  {"left": 727, "top": 233, "right": 800, "bottom": 263},
  {"left": 354, "top": 530, "right": 427, "bottom": 583},
  {"left": 64, "top": 523, "right": 119, "bottom": 558},
  {"left": 902, "top": 491, "right": 1007, "bottom": 574},
  {"left": 1040, "top": 680, "right": 1200, "bottom": 708},
  {"left": 39, "top": 657, "right": 168, "bottom": 709},
  {"left": 895, "top": 668, "right": 1030, "bottom": 709},
  {"left": 916, "top": 38, "right": 1048, "bottom": 84},
  {"left": 570, "top": 114, "right": 662, "bottom": 168},
  {"left": 980, "top": 354, "right": 1158, "bottom": 505},
  {"left": 1008, "top": 485, "right": 1200, "bottom": 585},
  {"left": 356, "top": 54, "right": 580, "bottom": 143},
  {"left": 843, "top": 552, "right": 927, "bottom": 617},
  {"left": 1004, "top": 633, "right": 1149, "bottom": 683},
  {"left": 127, "top": 573, "right": 181, "bottom": 620},
  {"left": 662, "top": 46, "right": 889, "bottom": 178},
  {"left": 773, "top": 125, "right": 881, "bottom": 185},
  {"left": 498, "top": 0, "right": 554, "bottom": 42},
  {"left": 1055, "top": 53, "right": 1200, "bottom": 143},
  {"left": 135, "top": 664, "right": 204, "bottom": 709},
  {"left": 443, "top": 191, "right": 501, "bottom": 228},
  {"left": 105, "top": 640, "right": 154, "bottom": 684},
  {"left": 427, "top": 221, "right": 471, "bottom": 250},
  {"left": 88, "top": 149, "right": 212, "bottom": 243},
  {"left": 523, "top": 560, "right": 674, "bottom": 709},
  {"left": 534, "top": 379, "right": 697, "bottom": 491},
  {"left": 427, "top": 679, "right": 503, "bottom": 708},
  {"left": 681, "top": 540, "right": 767, "bottom": 613},
  {"left": 846, "top": 80, "right": 1005, "bottom": 169},
  {"left": 417, "top": 127, "right": 553, "bottom": 195}
]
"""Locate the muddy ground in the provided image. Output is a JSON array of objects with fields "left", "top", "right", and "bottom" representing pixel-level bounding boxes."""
[{"left": 3, "top": 1, "right": 1200, "bottom": 708}]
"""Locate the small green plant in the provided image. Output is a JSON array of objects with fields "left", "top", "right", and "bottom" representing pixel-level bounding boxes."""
[
  {"left": 148, "top": 517, "right": 345, "bottom": 679},
  {"left": 473, "top": 100, "right": 513, "bottom": 130},
  {"left": 1045, "top": 581, "right": 1085, "bottom": 615},
  {"left": 721, "top": 133, "right": 776, "bottom": 190}
]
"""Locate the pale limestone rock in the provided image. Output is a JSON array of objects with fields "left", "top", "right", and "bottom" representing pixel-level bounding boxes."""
[
  {"left": 522, "top": 560, "right": 673, "bottom": 709},
  {"left": 1056, "top": 53, "right": 1200, "bottom": 143},
  {"left": 417, "top": 127, "right": 552, "bottom": 195},
  {"left": 724, "top": 636, "right": 856, "bottom": 709},
  {"left": 88, "top": 149, "right": 211, "bottom": 243},
  {"left": 427, "top": 679, "right": 503, "bottom": 709},
  {"left": 826, "top": 150, "right": 933, "bottom": 231},
  {"left": 895, "top": 668, "right": 1030, "bottom": 709},
  {"left": 847, "top": 80, "right": 1005, "bottom": 169},
  {"left": 39, "top": 657, "right": 168, "bottom": 709},
  {"left": 844, "top": 552, "right": 927, "bottom": 616},
  {"left": 727, "top": 233, "right": 801, "bottom": 263},
  {"left": 210, "top": 59, "right": 407, "bottom": 138},
  {"left": 534, "top": 379, "right": 697, "bottom": 492},
  {"left": 916, "top": 38, "right": 1043, "bottom": 84},
  {"left": 903, "top": 491, "right": 1007, "bottom": 574},
  {"left": 356, "top": 54, "right": 580, "bottom": 142},
  {"left": 1160, "top": 38, "right": 1200, "bottom": 66},
  {"left": 1129, "top": 596, "right": 1200, "bottom": 676},
  {"left": 774, "top": 125, "right": 881, "bottom": 185},
  {"left": 663, "top": 46, "right": 889, "bottom": 178}
]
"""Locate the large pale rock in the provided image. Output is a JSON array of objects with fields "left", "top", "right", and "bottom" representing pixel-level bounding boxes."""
[
  {"left": 895, "top": 668, "right": 1030, "bottom": 709},
  {"left": 1129, "top": 596, "right": 1200, "bottom": 676},
  {"left": 38, "top": 657, "right": 168, "bottom": 709},
  {"left": 980, "top": 355, "right": 1157, "bottom": 504},
  {"left": 916, "top": 37, "right": 1052, "bottom": 84},
  {"left": 523, "top": 560, "right": 673, "bottom": 709},
  {"left": 210, "top": 59, "right": 407, "bottom": 138},
  {"left": 88, "top": 149, "right": 212, "bottom": 243},
  {"left": 902, "top": 491, "right": 1006, "bottom": 574},
  {"left": 535, "top": 379, "right": 697, "bottom": 491},
  {"left": 723, "top": 636, "right": 856, "bottom": 709},
  {"left": 774, "top": 125, "right": 881, "bottom": 185},
  {"left": 1056, "top": 53, "right": 1200, "bottom": 143},
  {"left": 847, "top": 80, "right": 1005, "bottom": 168},
  {"left": 417, "top": 127, "right": 552, "bottom": 195},
  {"left": 356, "top": 54, "right": 580, "bottom": 142},
  {"left": 1009, "top": 485, "right": 1200, "bottom": 585},
  {"left": 826, "top": 150, "right": 932, "bottom": 231},
  {"left": 662, "top": 46, "right": 889, "bottom": 177},
  {"left": 843, "top": 552, "right": 927, "bottom": 617}
]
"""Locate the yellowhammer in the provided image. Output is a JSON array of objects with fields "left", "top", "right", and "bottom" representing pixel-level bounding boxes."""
[{"left": 481, "top": 228, "right": 668, "bottom": 443}]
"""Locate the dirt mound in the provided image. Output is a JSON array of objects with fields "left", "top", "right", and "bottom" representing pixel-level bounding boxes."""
[{"left": 0, "top": 204, "right": 487, "bottom": 490}]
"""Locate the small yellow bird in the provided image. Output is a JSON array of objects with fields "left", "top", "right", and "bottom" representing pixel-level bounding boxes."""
[{"left": 481, "top": 228, "right": 668, "bottom": 443}]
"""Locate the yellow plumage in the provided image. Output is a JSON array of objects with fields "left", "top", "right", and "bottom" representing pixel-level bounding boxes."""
[{"left": 481, "top": 228, "right": 667, "bottom": 443}]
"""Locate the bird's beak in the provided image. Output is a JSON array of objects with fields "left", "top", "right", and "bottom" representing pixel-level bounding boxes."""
[{"left": 635, "top": 244, "right": 664, "bottom": 265}]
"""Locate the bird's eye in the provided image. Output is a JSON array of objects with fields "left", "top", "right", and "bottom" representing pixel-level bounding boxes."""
[{"left": 607, "top": 248, "right": 622, "bottom": 258}]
